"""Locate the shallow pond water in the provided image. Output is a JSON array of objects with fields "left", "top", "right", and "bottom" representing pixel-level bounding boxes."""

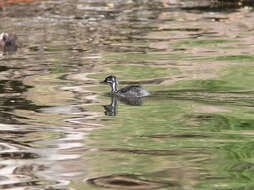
[{"left": 1, "top": 0, "right": 254, "bottom": 190}]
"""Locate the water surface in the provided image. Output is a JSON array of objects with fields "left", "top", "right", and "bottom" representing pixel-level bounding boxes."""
[{"left": 1, "top": 0, "right": 254, "bottom": 190}]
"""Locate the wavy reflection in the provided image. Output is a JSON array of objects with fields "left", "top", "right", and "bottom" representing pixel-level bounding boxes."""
[
  {"left": 87, "top": 174, "right": 174, "bottom": 189},
  {"left": 104, "top": 95, "right": 144, "bottom": 116}
]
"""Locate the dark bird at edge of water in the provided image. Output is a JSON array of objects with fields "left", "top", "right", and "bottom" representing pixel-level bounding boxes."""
[{"left": 0, "top": 32, "right": 17, "bottom": 51}]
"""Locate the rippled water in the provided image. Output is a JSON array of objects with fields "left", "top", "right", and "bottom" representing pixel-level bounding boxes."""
[{"left": 1, "top": 0, "right": 254, "bottom": 189}]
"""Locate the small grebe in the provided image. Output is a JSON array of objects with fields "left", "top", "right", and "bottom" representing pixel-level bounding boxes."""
[{"left": 104, "top": 75, "right": 150, "bottom": 98}]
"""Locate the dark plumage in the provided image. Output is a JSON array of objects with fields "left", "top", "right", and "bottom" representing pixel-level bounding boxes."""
[{"left": 104, "top": 75, "right": 150, "bottom": 98}]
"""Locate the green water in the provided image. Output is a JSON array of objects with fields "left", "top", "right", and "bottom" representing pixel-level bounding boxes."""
[
  {"left": 74, "top": 7, "right": 254, "bottom": 188},
  {"left": 77, "top": 59, "right": 254, "bottom": 189},
  {"left": 2, "top": 0, "right": 254, "bottom": 190}
]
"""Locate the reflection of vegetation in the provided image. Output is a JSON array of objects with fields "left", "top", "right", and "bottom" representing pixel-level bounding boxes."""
[
  {"left": 190, "top": 55, "right": 254, "bottom": 63},
  {"left": 103, "top": 52, "right": 188, "bottom": 62},
  {"left": 85, "top": 92, "right": 254, "bottom": 189},
  {"left": 184, "top": 113, "right": 254, "bottom": 132},
  {"left": 214, "top": 55, "right": 254, "bottom": 62},
  {"left": 104, "top": 52, "right": 254, "bottom": 64},
  {"left": 200, "top": 141, "right": 254, "bottom": 189},
  {"left": 88, "top": 64, "right": 179, "bottom": 80},
  {"left": 218, "top": 46, "right": 243, "bottom": 50},
  {"left": 49, "top": 65, "right": 66, "bottom": 74},
  {"left": 171, "top": 79, "right": 235, "bottom": 91},
  {"left": 170, "top": 65, "right": 254, "bottom": 91},
  {"left": 175, "top": 39, "right": 240, "bottom": 47},
  {"left": 85, "top": 61, "right": 254, "bottom": 190},
  {"left": 44, "top": 46, "right": 68, "bottom": 52},
  {"left": 20, "top": 131, "right": 62, "bottom": 148}
]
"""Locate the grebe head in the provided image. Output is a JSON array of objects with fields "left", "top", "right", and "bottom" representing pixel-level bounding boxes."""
[{"left": 104, "top": 75, "right": 119, "bottom": 93}]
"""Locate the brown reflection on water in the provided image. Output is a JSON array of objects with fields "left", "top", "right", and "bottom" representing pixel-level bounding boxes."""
[{"left": 87, "top": 173, "right": 175, "bottom": 189}]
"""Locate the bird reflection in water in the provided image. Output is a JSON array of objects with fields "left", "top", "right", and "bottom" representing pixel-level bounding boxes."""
[{"left": 103, "top": 95, "right": 144, "bottom": 116}]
